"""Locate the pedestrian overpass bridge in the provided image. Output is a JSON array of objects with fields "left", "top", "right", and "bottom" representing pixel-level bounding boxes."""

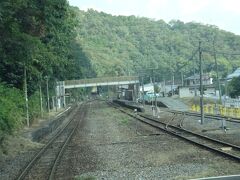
[
  {"left": 62, "top": 76, "right": 139, "bottom": 89},
  {"left": 56, "top": 76, "right": 139, "bottom": 98},
  {"left": 55, "top": 76, "right": 139, "bottom": 108}
]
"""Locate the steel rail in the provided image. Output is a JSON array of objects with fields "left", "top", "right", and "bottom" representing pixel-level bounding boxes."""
[
  {"left": 48, "top": 104, "right": 87, "bottom": 180},
  {"left": 16, "top": 103, "right": 85, "bottom": 180},
  {"left": 165, "top": 109, "right": 240, "bottom": 123},
  {"left": 110, "top": 102, "right": 240, "bottom": 162},
  {"left": 140, "top": 113, "right": 240, "bottom": 150}
]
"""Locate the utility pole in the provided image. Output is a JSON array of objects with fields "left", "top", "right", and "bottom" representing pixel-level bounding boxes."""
[
  {"left": 39, "top": 83, "right": 43, "bottom": 118},
  {"left": 171, "top": 72, "right": 175, "bottom": 96},
  {"left": 55, "top": 96, "right": 57, "bottom": 112},
  {"left": 141, "top": 76, "right": 145, "bottom": 106},
  {"left": 107, "top": 83, "right": 109, "bottom": 99},
  {"left": 153, "top": 76, "right": 157, "bottom": 108},
  {"left": 150, "top": 69, "right": 157, "bottom": 116},
  {"left": 24, "top": 63, "right": 30, "bottom": 127},
  {"left": 163, "top": 78, "right": 166, "bottom": 97},
  {"left": 199, "top": 41, "right": 204, "bottom": 124},
  {"left": 213, "top": 40, "right": 222, "bottom": 104},
  {"left": 193, "top": 59, "right": 197, "bottom": 97},
  {"left": 193, "top": 56, "right": 197, "bottom": 107},
  {"left": 55, "top": 81, "right": 59, "bottom": 112},
  {"left": 45, "top": 76, "right": 50, "bottom": 113},
  {"left": 181, "top": 71, "right": 184, "bottom": 86}
]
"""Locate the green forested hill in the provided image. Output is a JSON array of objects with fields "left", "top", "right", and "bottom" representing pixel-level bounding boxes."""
[
  {"left": 0, "top": 1, "right": 94, "bottom": 136},
  {"left": 75, "top": 8, "right": 240, "bottom": 81},
  {"left": 1, "top": 2, "right": 240, "bottom": 135}
]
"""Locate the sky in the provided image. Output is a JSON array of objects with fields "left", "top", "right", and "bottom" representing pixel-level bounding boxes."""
[{"left": 68, "top": 0, "right": 240, "bottom": 35}]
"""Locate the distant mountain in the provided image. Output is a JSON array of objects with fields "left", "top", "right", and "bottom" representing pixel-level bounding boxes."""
[{"left": 73, "top": 7, "right": 240, "bottom": 82}]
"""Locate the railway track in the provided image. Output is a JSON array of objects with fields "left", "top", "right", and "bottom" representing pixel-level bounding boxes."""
[
  {"left": 165, "top": 109, "right": 240, "bottom": 123},
  {"left": 16, "top": 102, "right": 88, "bottom": 180},
  {"left": 110, "top": 102, "right": 240, "bottom": 162}
]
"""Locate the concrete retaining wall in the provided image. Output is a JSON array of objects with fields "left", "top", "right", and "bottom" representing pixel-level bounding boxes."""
[{"left": 30, "top": 105, "right": 75, "bottom": 142}]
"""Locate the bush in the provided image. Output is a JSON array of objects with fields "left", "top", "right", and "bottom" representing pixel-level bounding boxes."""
[
  {"left": 29, "top": 91, "right": 41, "bottom": 121},
  {"left": 0, "top": 83, "right": 25, "bottom": 140},
  {"left": 228, "top": 77, "right": 240, "bottom": 98}
]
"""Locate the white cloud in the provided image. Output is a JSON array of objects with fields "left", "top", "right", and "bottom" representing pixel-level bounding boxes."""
[
  {"left": 68, "top": 0, "right": 240, "bottom": 35},
  {"left": 179, "top": 0, "right": 210, "bottom": 15},
  {"left": 147, "top": 0, "right": 168, "bottom": 7},
  {"left": 146, "top": 0, "right": 167, "bottom": 16},
  {"left": 105, "top": 0, "right": 113, "bottom": 3},
  {"left": 145, "top": 0, "right": 173, "bottom": 20},
  {"left": 218, "top": 0, "right": 240, "bottom": 15}
]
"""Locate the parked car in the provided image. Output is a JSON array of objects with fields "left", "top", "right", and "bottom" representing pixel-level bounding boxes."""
[{"left": 144, "top": 92, "right": 159, "bottom": 102}]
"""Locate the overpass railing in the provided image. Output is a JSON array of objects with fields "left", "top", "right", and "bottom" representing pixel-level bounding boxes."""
[{"left": 64, "top": 76, "right": 139, "bottom": 86}]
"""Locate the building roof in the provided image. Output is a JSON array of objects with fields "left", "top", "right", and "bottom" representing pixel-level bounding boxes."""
[{"left": 226, "top": 68, "right": 240, "bottom": 80}]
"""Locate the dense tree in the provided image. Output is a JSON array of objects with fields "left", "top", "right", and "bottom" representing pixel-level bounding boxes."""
[
  {"left": 228, "top": 77, "right": 240, "bottom": 98},
  {"left": 74, "top": 9, "right": 240, "bottom": 82},
  {"left": 0, "top": 83, "right": 24, "bottom": 140},
  {"left": 1, "top": 3, "right": 240, "bottom": 136},
  {"left": 0, "top": 1, "right": 94, "bottom": 94},
  {"left": 0, "top": 1, "right": 94, "bottom": 136}
]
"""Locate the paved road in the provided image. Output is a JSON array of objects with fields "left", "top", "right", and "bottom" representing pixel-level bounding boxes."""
[{"left": 157, "top": 97, "right": 189, "bottom": 111}]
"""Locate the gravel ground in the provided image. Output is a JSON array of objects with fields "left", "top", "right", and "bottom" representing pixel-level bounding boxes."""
[
  {"left": 56, "top": 101, "right": 240, "bottom": 180},
  {"left": 144, "top": 105, "right": 240, "bottom": 146},
  {"left": 0, "top": 146, "right": 42, "bottom": 180},
  {"left": 1, "top": 101, "right": 240, "bottom": 180},
  {"left": 182, "top": 115, "right": 240, "bottom": 145}
]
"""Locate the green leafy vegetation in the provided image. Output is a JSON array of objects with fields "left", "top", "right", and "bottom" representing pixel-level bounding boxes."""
[
  {"left": 0, "top": 84, "right": 24, "bottom": 140},
  {"left": 0, "top": 1, "right": 95, "bottom": 139},
  {"left": 228, "top": 77, "right": 240, "bottom": 98},
  {"left": 1, "top": 2, "right": 240, "bottom": 138},
  {"left": 75, "top": 9, "right": 240, "bottom": 82},
  {"left": 28, "top": 91, "right": 42, "bottom": 120},
  {"left": 120, "top": 118, "right": 129, "bottom": 125}
]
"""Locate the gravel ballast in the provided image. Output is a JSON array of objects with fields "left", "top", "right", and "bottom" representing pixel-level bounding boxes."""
[
  {"left": 1, "top": 101, "right": 240, "bottom": 180},
  {"left": 57, "top": 101, "right": 240, "bottom": 179}
]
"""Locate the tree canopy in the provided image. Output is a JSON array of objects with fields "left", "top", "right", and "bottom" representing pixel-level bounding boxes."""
[
  {"left": 0, "top": 0, "right": 94, "bottom": 136},
  {"left": 0, "top": 0, "right": 94, "bottom": 95},
  {"left": 228, "top": 77, "right": 240, "bottom": 98},
  {"left": 74, "top": 9, "right": 240, "bottom": 82},
  {"left": 1, "top": 3, "right": 240, "bottom": 135}
]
